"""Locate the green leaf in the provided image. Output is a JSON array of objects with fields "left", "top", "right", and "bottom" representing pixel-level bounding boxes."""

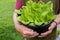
[{"left": 17, "top": 0, "right": 57, "bottom": 26}]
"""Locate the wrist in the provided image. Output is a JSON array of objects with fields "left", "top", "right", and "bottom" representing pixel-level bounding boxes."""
[
  {"left": 15, "top": 23, "right": 26, "bottom": 32},
  {"left": 54, "top": 20, "right": 59, "bottom": 25},
  {"left": 51, "top": 21, "right": 57, "bottom": 27},
  {"left": 53, "top": 21, "right": 57, "bottom": 26}
]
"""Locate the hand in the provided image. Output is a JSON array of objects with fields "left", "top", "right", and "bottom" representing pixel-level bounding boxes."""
[
  {"left": 16, "top": 25, "right": 39, "bottom": 38},
  {"left": 38, "top": 22, "right": 56, "bottom": 38}
]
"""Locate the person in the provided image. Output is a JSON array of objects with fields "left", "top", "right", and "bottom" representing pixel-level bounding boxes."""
[{"left": 13, "top": 0, "right": 60, "bottom": 40}]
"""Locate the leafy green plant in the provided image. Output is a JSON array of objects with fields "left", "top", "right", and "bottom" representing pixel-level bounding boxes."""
[{"left": 17, "top": 0, "right": 56, "bottom": 26}]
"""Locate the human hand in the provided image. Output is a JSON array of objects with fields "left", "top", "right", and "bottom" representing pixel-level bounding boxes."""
[
  {"left": 38, "top": 22, "right": 56, "bottom": 38},
  {"left": 16, "top": 25, "right": 39, "bottom": 38}
]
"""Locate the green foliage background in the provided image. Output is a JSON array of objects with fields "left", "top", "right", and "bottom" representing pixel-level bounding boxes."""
[{"left": 0, "top": 0, "right": 23, "bottom": 40}]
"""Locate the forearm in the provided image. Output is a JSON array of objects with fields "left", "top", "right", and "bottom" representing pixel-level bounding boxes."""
[
  {"left": 13, "top": 12, "right": 26, "bottom": 32},
  {"left": 13, "top": 12, "right": 20, "bottom": 26},
  {"left": 54, "top": 14, "right": 60, "bottom": 24}
]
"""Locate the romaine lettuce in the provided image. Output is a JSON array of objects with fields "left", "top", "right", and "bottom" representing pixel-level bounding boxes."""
[{"left": 17, "top": 0, "right": 56, "bottom": 26}]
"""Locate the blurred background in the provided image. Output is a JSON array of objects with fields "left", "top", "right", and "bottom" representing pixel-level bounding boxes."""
[{"left": 0, "top": 0, "right": 60, "bottom": 40}]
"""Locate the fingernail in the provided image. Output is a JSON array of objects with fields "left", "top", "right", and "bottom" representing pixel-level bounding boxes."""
[
  {"left": 38, "top": 36, "right": 41, "bottom": 37},
  {"left": 40, "top": 33, "right": 44, "bottom": 35},
  {"left": 36, "top": 33, "right": 38, "bottom": 35},
  {"left": 36, "top": 33, "right": 39, "bottom": 35},
  {"left": 38, "top": 36, "right": 42, "bottom": 37}
]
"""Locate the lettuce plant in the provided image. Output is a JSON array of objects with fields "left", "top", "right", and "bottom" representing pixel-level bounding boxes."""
[{"left": 17, "top": 0, "right": 56, "bottom": 26}]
